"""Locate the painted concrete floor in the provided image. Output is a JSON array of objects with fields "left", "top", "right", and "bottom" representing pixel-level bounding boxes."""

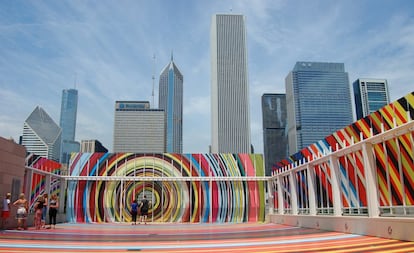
[{"left": 1, "top": 222, "right": 413, "bottom": 252}]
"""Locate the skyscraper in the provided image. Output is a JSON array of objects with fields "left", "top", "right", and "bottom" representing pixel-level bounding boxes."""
[
  {"left": 285, "top": 62, "right": 353, "bottom": 154},
  {"left": 159, "top": 55, "right": 183, "bottom": 153},
  {"left": 353, "top": 78, "right": 390, "bottom": 119},
  {"left": 113, "top": 101, "right": 165, "bottom": 153},
  {"left": 59, "top": 89, "right": 79, "bottom": 163},
  {"left": 22, "top": 106, "right": 62, "bottom": 161},
  {"left": 210, "top": 14, "right": 251, "bottom": 153},
  {"left": 262, "top": 94, "right": 288, "bottom": 176}
]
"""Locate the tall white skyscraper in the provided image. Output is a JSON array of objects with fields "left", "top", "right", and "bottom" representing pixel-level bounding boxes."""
[
  {"left": 113, "top": 101, "right": 165, "bottom": 153},
  {"left": 210, "top": 14, "right": 251, "bottom": 153},
  {"left": 159, "top": 55, "right": 183, "bottom": 153}
]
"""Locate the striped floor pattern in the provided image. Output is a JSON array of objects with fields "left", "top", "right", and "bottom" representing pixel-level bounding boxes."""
[{"left": 1, "top": 223, "right": 413, "bottom": 252}]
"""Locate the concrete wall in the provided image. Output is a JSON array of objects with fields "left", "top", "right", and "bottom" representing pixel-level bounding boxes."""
[
  {"left": 0, "top": 137, "right": 26, "bottom": 229},
  {"left": 269, "top": 214, "right": 414, "bottom": 242}
]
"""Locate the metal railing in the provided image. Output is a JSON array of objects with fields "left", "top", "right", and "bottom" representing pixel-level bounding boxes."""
[{"left": 270, "top": 119, "right": 414, "bottom": 218}]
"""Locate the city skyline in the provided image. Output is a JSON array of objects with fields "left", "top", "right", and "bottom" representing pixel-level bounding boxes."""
[{"left": 1, "top": 1, "right": 413, "bottom": 154}]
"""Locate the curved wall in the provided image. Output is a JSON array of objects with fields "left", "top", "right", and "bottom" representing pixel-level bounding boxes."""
[{"left": 67, "top": 153, "right": 265, "bottom": 223}]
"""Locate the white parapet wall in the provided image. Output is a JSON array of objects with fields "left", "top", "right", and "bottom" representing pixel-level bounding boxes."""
[{"left": 269, "top": 214, "right": 414, "bottom": 242}]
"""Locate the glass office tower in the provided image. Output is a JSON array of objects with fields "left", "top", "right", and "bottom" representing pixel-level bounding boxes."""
[
  {"left": 353, "top": 78, "right": 390, "bottom": 119},
  {"left": 286, "top": 62, "right": 353, "bottom": 154},
  {"left": 262, "top": 94, "right": 288, "bottom": 176},
  {"left": 159, "top": 55, "right": 183, "bottom": 153},
  {"left": 211, "top": 14, "right": 251, "bottom": 153},
  {"left": 59, "top": 89, "right": 79, "bottom": 163}
]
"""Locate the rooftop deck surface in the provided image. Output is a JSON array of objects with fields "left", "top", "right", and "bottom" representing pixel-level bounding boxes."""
[{"left": 1, "top": 222, "right": 413, "bottom": 252}]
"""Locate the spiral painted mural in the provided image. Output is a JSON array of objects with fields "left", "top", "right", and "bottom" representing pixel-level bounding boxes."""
[
  {"left": 67, "top": 153, "right": 265, "bottom": 223},
  {"left": 273, "top": 92, "right": 414, "bottom": 212}
]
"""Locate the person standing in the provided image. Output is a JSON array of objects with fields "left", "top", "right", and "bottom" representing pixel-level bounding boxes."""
[
  {"left": 131, "top": 199, "right": 138, "bottom": 225},
  {"left": 34, "top": 195, "right": 44, "bottom": 230},
  {"left": 41, "top": 193, "right": 48, "bottom": 228},
  {"left": 13, "top": 193, "right": 28, "bottom": 230},
  {"left": 139, "top": 195, "right": 150, "bottom": 224},
  {"left": 48, "top": 194, "right": 59, "bottom": 229},
  {"left": 1, "top": 193, "right": 11, "bottom": 229}
]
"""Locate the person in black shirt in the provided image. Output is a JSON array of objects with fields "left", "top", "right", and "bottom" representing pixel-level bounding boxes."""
[
  {"left": 48, "top": 194, "right": 59, "bottom": 229},
  {"left": 139, "top": 195, "right": 150, "bottom": 224}
]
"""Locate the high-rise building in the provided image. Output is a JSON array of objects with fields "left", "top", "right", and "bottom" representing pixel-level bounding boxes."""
[
  {"left": 210, "top": 14, "right": 251, "bottom": 153},
  {"left": 159, "top": 55, "right": 183, "bottom": 153},
  {"left": 80, "top": 140, "right": 108, "bottom": 153},
  {"left": 353, "top": 78, "right": 390, "bottom": 119},
  {"left": 59, "top": 89, "right": 79, "bottom": 163},
  {"left": 113, "top": 101, "right": 165, "bottom": 153},
  {"left": 285, "top": 62, "right": 353, "bottom": 154},
  {"left": 22, "top": 106, "right": 62, "bottom": 161},
  {"left": 262, "top": 94, "right": 288, "bottom": 176}
]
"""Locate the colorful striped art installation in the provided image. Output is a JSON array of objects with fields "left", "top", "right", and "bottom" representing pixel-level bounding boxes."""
[
  {"left": 67, "top": 153, "right": 265, "bottom": 223},
  {"left": 273, "top": 92, "right": 414, "bottom": 212},
  {"left": 25, "top": 154, "right": 61, "bottom": 210}
]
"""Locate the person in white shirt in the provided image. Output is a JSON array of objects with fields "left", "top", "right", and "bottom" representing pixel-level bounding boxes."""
[
  {"left": 13, "top": 193, "right": 28, "bottom": 230},
  {"left": 1, "top": 193, "right": 11, "bottom": 229}
]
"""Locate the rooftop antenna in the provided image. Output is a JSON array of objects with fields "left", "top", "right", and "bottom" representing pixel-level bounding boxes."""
[
  {"left": 152, "top": 54, "right": 156, "bottom": 108},
  {"left": 74, "top": 72, "right": 77, "bottom": 89}
]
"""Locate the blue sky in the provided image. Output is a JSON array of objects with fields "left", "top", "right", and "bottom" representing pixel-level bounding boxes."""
[{"left": 1, "top": 0, "right": 413, "bottom": 154}]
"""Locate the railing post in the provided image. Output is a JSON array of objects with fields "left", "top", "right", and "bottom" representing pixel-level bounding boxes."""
[
  {"left": 306, "top": 164, "right": 317, "bottom": 215},
  {"left": 329, "top": 155, "right": 342, "bottom": 216},
  {"left": 362, "top": 142, "right": 380, "bottom": 217},
  {"left": 289, "top": 171, "right": 298, "bottom": 215},
  {"left": 24, "top": 169, "right": 33, "bottom": 205},
  {"left": 267, "top": 180, "right": 274, "bottom": 215},
  {"left": 45, "top": 174, "right": 51, "bottom": 196},
  {"left": 59, "top": 178, "right": 66, "bottom": 213},
  {"left": 277, "top": 175, "right": 284, "bottom": 215}
]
